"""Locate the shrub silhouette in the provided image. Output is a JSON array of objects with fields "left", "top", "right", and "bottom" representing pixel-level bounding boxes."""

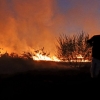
[
  {"left": 0, "top": 51, "right": 35, "bottom": 73},
  {"left": 56, "top": 31, "right": 92, "bottom": 67}
]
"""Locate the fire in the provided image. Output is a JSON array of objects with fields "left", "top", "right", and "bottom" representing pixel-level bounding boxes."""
[
  {"left": 30, "top": 47, "right": 60, "bottom": 61},
  {"left": 32, "top": 53, "right": 51, "bottom": 61},
  {"left": 32, "top": 52, "right": 60, "bottom": 62},
  {"left": 72, "top": 54, "right": 90, "bottom": 62},
  {"left": 0, "top": 48, "right": 8, "bottom": 57},
  {"left": 32, "top": 54, "right": 60, "bottom": 61},
  {"left": 32, "top": 53, "right": 90, "bottom": 62},
  {"left": 32, "top": 49, "right": 90, "bottom": 62},
  {"left": 0, "top": 48, "right": 90, "bottom": 62},
  {"left": 76, "top": 54, "right": 84, "bottom": 59}
]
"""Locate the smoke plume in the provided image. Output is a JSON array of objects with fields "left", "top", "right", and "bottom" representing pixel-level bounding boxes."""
[{"left": 0, "top": 0, "right": 100, "bottom": 55}]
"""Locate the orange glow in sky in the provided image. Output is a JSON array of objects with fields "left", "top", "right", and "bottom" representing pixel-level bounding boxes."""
[{"left": 0, "top": 0, "right": 100, "bottom": 56}]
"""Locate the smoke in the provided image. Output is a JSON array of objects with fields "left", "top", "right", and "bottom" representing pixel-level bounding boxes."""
[
  {"left": 0, "top": 0, "right": 100, "bottom": 55},
  {"left": 0, "top": 0, "right": 56, "bottom": 55}
]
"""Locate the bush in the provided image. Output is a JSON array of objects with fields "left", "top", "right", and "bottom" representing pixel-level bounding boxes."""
[{"left": 56, "top": 31, "right": 92, "bottom": 67}]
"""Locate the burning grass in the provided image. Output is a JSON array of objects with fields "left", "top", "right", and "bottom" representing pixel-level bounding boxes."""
[
  {"left": 0, "top": 54, "right": 91, "bottom": 80},
  {"left": 0, "top": 33, "right": 95, "bottom": 97},
  {"left": 0, "top": 48, "right": 91, "bottom": 76},
  {"left": 0, "top": 51, "right": 91, "bottom": 78}
]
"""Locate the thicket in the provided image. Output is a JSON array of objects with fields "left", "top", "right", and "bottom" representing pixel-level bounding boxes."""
[{"left": 56, "top": 31, "right": 92, "bottom": 67}]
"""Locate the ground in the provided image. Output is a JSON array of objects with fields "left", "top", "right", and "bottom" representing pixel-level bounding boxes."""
[{"left": 0, "top": 59, "right": 100, "bottom": 98}]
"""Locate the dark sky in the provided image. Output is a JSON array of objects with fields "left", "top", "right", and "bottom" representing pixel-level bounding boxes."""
[{"left": 0, "top": 0, "right": 100, "bottom": 55}]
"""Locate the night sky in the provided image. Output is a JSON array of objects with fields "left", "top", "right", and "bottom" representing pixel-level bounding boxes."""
[{"left": 0, "top": 0, "right": 100, "bottom": 55}]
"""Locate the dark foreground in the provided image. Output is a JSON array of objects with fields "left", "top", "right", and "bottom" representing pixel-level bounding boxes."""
[
  {"left": 0, "top": 58, "right": 99, "bottom": 98},
  {"left": 0, "top": 68, "right": 100, "bottom": 98}
]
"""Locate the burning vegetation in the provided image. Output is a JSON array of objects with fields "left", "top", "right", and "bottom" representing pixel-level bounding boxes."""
[
  {"left": 56, "top": 31, "right": 92, "bottom": 62},
  {"left": 0, "top": 31, "right": 92, "bottom": 65},
  {"left": 0, "top": 31, "right": 92, "bottom": 76}
]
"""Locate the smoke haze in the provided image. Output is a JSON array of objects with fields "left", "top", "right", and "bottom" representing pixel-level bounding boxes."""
[{"left": 0, "top": 0, "right": 100, "bottom": 55}]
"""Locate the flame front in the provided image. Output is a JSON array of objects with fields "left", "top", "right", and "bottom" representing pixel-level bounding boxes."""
[
  {"left": 72, "top": 54, "right": 89, "bottom": 62},
  {"left": 32, "top": 53, "right": 60, "bottom": 61},
  {"left": 32, "top": 51, "right": 90, "bottom": 62},
  {"left": 0, "top": 48, "right": 90, "bottom": 62}
]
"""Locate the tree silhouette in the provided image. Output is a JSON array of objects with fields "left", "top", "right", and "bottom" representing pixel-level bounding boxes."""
[{"left": 56, "top": 31, "right": 92, "bottom": 67}]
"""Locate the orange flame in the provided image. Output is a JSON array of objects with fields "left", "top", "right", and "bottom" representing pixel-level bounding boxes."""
[
  {"left": 0, "top": 48, "right": 90, "bottom": 62},
  {"left": 72, "top": 54, "right": 90, "bottom": 62},
  {"left": 32, "top": 51, "right": 90, "bottom": 62},
  {"left": 32, "top": 53, "right": 60, "bottom": 62}
]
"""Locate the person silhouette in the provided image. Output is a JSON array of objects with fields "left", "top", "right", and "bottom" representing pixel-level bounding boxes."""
[{"left": 87, "top": 35, "right": 100, "bottom": 78}]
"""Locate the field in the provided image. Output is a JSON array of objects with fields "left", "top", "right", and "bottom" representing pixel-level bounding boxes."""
[{"left": 0, "top": 57, "right": 99, "bottom": 98}]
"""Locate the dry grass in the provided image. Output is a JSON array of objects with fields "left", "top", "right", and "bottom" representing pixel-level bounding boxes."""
[{"left": 0, "top": 56, "right": 97, "bottom": 98}]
